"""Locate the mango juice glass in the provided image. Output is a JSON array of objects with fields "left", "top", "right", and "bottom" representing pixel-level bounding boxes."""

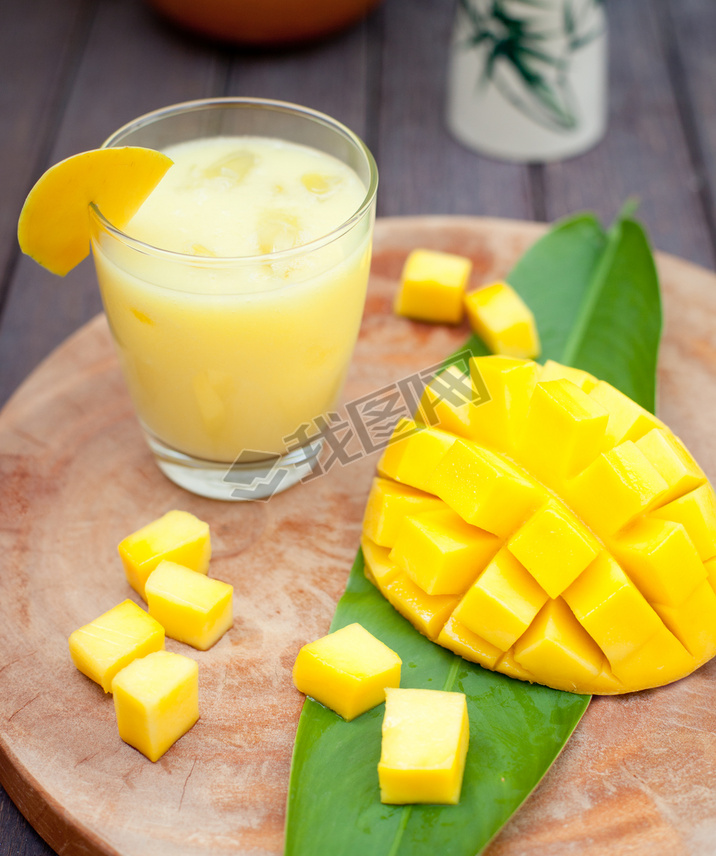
[{"left": 89, "top": 98, "right": 378, "bottom": 500}]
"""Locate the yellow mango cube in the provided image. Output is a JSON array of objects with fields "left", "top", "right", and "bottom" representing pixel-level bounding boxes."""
[
  {"left": 513, "top": 599, "right": 604, "bottom": 694},
  {"left": 635, "top": 428, "right": 705, "bottom": 504},
  {"left": 429, "top": 439, "right": 545, "bottom": 537},
  {"left": 292, "top": 623, "right": 402, "bottom": 721},
  {"left": 362, "top": 477, "right": 443, "bottom": 548},
  {"left": 389, "top": 507, "right": 499, "bottom": 596},
  {"left": 519, "top": 379, "right": 608, "bottom": 484},
  {"left": 112, "top": 650, "right": 199, "bottom": 762},
  {"left": 145, "top": 561, "right": 234, "bottom": 651},
  {"left": 464, "top": 281, "right": 540, "bottom": 358},
  {"left": 568, "top": 441, "right": 669, "bottom": 535},
  {"left": 588, "top": 380, "right": 664, "bottom": 449},
  {"left": 507, "top": 502, "right": 600, "bottom": 598},
  {"left": 466, "top": 356, "right": 540, "bottom": 453},
  {"left": 382, "top": 572, "right": 460, "bottom": 641},
  {"left": 379, "top": 688, "right": 469, "bottom": 805},
  {"left": 651, "top": 482, "right": 716, "bottom": 560},
  {"left": 610, "top": 625, "right": 693, "bottom": 690},
  {"left": 613, "top": 518, "right": 706, "bottom": 606},
  {"left": 652, "top": 580, "right": 716, "bottom": 663},
  {"left": 69, "top": 599, "right": 165, "bottom": 693},
  {"left": 563, "top": 553, "right": 662, "bottom": 664},
  {"left": 361, "top": 537, "right": 401, "bottom": 587},
  {"left": 539, "top": 360, "right": 597, "bottom": 392},
  {"left": 417, "top": 365, "right": 482, "bottom": 438},
  {"left": 437, "top": 616, "right": 502, "bottom": 670},
  {"left": 394, "top": 249, "right": 472, "bottom": 324},
  {"left": 496, "top": 649, "right": 537, "bottom": 682},
  {"left": 452, "top": 548, "right": 548, "bottom": 651},
  {"left": 378, "top": 420, "right": 456, "bottom": 493},
  {"left": 118, "top": 510, "right": 211, "bottom": 599}
]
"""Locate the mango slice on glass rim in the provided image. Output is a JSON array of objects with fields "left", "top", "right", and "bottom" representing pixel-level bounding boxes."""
[
  {"left": 363, "top": 356, "right": 716, "bottom": 695},
  {"left": 17, "top": 146, "right": 172, "bottom": 276}
]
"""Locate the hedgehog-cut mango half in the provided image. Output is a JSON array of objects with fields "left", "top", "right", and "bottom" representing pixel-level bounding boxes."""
[{"left": 361, "top": 356, "right": 716, "bottom": 695}]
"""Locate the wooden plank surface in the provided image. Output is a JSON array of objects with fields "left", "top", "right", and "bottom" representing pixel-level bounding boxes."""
[{"left": 2, "top": 0, "right": 716, "bottom": 853}]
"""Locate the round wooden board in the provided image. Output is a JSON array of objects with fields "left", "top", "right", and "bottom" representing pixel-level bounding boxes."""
[{"left": 2, "top": 216, "right": 716, "bottom": 856}]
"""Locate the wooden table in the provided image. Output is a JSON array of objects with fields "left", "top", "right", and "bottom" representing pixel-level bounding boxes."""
[{"left": 1, "top": 1, "right": 715, "bottom": 853}]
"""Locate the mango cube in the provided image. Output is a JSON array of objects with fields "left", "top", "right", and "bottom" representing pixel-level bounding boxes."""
[
  {"left": 112, "top": 650, "right": 199, "bottom": 762},
  {"left": 394, "top": 249, "right": 472, "bottom": 324},
  {"left": 429, "top": 439, "right": 544, "bottom": 537},
  {"left": 513, "top": 599, "right": 604, "bottom": 693},
  {"left": 363, "top": 477, "right": 443, "bottom": 548},
  {"left": 382, "top": 572, "right": 460, "bottom": 640},
  {"left": 652, "top": 581, "right": 716, "bottom": 663},
  {"left": 118, "top": 510, "right": 211, "bottom": 599},
  {"left": 361, "top": 537, "right": 401, "bottom": 587},
  {"left": 563, "top": 553, "right": 662, "bottom": 664},
  {"left": 378, "top": 419, "right": 456, "bottom": 493},
  {"left": 507, "top": 502, "right": 600, "bottom": 598},
  {"left": 292, "top": 623, "right": 401, "bottom": 721},
  {"left": 437, "top": 616, "right": 502, "bottom": 670},
  {"left": 588, "top": 380, "right": 664, "bottom": 448},
  {"left": 466, "top": 356, "right": 540, "bottom": 452},
  {"left": 635, "top": 428, "right": 705, "bottom": 504},
  {"left": 378, "top": 688, "right": 469, "bottom": 805},
  {"left": 518, "top": 379, "right": 608, "bottom": 484},
  {"left": 613, "top": 518, "right": 706, "bottom": 607},
  {"left": 452, "top": 548, "right": 548, "bottom": 651},
  {"left": 69, "top": 599, "right": 165, "bottom": 693},
  {"left": 389, "top": 506, "right": 499, "bottom": 596},
  {"left": 417, "top": 365, "right": 482, "bottom": 438},
  {"left": 464, "top": 281, "right": 540, "bottom": 358},
  {"left": 145, "top": 561, "right": 234, "bottom": 651},
  {"left": 568, "top": 441, "right": 668, "bottom": 535},
  {"left": 539, "top": 360, "right": 597, "bottom": 393},
  {"left": 651, "top": 482, "right": 716, "bottom": 560}
]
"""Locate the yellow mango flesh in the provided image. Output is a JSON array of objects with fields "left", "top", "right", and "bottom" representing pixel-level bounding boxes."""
[
  {"left": 292, "top": 623, "right": 402, "bottom": 720},
  {"left": 361, "top": 356, "right": 716, "bottom": 694},
  {"left": 394, "top": 249, "right": 472, "bottom": 324},
  {"left": 69, "top": 599, "right": 165, "bottom": 693},
  {"left": 145, "top": 561, "right": 234, "bottom": 651},
  {"left": 112, "top": 650, "right": 199, "bottom": 762},
  {"left": 464, "top": 281, "right": 541, "bottom": 359},
  {"left": 118, "top": 510, "right": 211, "bottom": 599},
  {"left": 17, "top": 147, "right": 172, "bottom": 276},
  {"left": 378, "top": 688, "right": 469, "bottom": 805}
]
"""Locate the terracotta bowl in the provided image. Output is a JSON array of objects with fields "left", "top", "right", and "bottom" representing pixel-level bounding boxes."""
[{"left": 148, "top": 0, "right": 383, "bottom": 46}]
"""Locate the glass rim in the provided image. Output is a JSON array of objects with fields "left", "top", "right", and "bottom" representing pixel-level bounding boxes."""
[{"left": 91, "top": 96, "right": 378, "bottom": 265}]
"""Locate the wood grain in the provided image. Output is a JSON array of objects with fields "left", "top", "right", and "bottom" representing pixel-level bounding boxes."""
[{"left": 2, "top": 217, "right": 716, "bottom": 856}]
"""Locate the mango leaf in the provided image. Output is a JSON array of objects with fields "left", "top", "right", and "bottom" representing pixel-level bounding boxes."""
[
  {"left": 285, "top": 209, "right": 662, "bottom": 856},
  {"left": 508, "top": 211, "right": 661, "bottom": 410}
]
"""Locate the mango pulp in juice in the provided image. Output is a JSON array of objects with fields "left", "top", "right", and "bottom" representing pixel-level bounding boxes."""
[{"left": 92, "top": 136, "right": 372, "bottom": 463}]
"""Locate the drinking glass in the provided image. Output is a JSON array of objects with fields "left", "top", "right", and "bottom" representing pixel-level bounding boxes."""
[{"left": 89, "top": 98, "right": 378, "bottom": 500}]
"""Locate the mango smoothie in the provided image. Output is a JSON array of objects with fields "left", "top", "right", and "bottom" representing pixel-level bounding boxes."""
[{"left": 91, "top": 132, "right": 374, "bottom": 475}]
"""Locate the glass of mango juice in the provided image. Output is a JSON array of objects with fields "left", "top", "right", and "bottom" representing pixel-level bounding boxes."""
[{"left": 89, "top": 98, "right": 378, "bottom": 500}]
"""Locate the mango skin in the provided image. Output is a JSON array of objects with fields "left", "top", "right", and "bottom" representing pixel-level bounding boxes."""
[{"left": 363, "top": 356, "right": 716, "bottom": 695}]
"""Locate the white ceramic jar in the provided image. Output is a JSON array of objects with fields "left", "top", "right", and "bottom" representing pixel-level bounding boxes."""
[{"left": 447, "top": 0, "right": 608, "bottom": 162}]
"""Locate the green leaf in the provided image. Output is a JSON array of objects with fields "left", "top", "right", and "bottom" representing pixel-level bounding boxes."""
[
  {"left": 561, "top": 218, "right": 662, "bottom": 411},
  {"left": 507, "top": 212, "right": 609, "bottom": 361},
  {"left": 285, "top": 552, "right": 589, "bottom": 856},
  {"left": 508, "top": 209, "right": 661, "bottom": 409},
  {"left": 286, "top": 209, "right": 662, "bottom": 856}
]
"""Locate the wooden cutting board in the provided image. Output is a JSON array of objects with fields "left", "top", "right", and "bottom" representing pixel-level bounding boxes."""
[{"left": 2, "top": 216, "right": 716, "bottom": 856}]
